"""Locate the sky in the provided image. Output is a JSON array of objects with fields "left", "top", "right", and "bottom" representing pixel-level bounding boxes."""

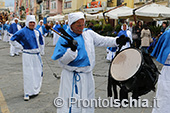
[{"left": 5, "top": 0, "right": 14, "bottom": 7}]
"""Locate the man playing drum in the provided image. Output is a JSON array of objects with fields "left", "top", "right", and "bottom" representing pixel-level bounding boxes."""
[{"left": 51, "top": 12, "right": 129, "bottom": 113}]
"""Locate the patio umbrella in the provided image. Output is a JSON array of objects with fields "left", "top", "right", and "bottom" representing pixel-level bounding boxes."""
[
  {"left": 106, "top": 6, "right": 132, "bottom": 19},
  {"left": 84, "top": 13, "right": 98, "bottom": 21},
  {"left": 118, "top": 3, "right": 170, "bottom": 21}
]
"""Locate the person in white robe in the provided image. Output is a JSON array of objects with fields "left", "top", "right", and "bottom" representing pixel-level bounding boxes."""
[
  {"left": 118, "top": 23, "right": 133, "bottom": 51},
  {"left": 36, "top": 20, "right": 49, "bottom": 55},
  {"left": 62, "top": 20, "right": 69, "bottom": 30},
  {"left": 10, "top": 15, "right": 44, "bottom": 101},
  {"left": 151, "top": 29, "right": 170, "bottom": 113},
  {"left": 0, "top": 22, "right": 2, "bottom": 40},
  {"left": 3, "top": 21, "right": 10, "bottom": 42},
  {"left": 106, "top": 47, "right": 117, "bottom": 62},
  {"left": 52, "top": 20, "right": 61, "bottom": 45},
  {"left": 51, "top": 12, "right": 129, "bottom": 113},
  {"left": 9, "top": 18, "right": 23, "bottom": 56}
]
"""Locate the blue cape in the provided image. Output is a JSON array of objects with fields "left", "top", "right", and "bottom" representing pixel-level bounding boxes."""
[
  {"left": 3, "top": 24, "right": 10, "bottom": 31},
  {"left": 9, "top": 23, "right": 20, "bottom": 34},
  {"left": 63, "top": 24, "right": 68, "bottom": 30},
  {"left": 151, "top": 29, "right": 170, "bottom": 66},
  {"left": 10, "top": 27, "right": 43, "bottom": 49},
  {"left": 118, "top": 30, "right": 128, "bottom": 37},
  {"left": 51, "top": 28, "right": 90, "bottom": 67},
  {"left": 36, "top": 25, "right": 48, "bottom": 35},
  {"left": 53, "top": 24, "right": 61, "bottom": 32}
]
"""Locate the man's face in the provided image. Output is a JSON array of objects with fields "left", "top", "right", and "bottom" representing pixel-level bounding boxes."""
[
  {"left": 71, "top": 19, "right": 85, "bottom": 35},
  {"left": 162, "top": 23, "right": 166, "bottom": 28},
  {"left": 123, "top": 25, "right": 126, "bottom": 30},
  {"left": 129, "top": 22, "right": 132, "bottom": 27},
  {"left": 66, "top": 21, "right": 68, "bottom": 25},
  {"left": 29, "top": 21, "right": 35, "bottom": 30},
  {"left": 40, "top": 21, "right": 43, "bottom": 26},
  {"left": 15, "top": 19, "right": 18, "bottom": 23}
]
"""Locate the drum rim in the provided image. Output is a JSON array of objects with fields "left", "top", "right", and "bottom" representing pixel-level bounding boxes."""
[{"left": 110, "top": 47, "right": 144, "bottom": 82}]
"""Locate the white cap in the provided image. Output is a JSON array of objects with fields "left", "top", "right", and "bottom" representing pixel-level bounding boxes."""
[
  {"left": 13, "top": 18, "right": 19, "bottom": 21},
  {"left": 39, "top": 20, "right": 43, "bottom": 25},
  {"left": 25, "top": 15, "right": 37, "bottom": 28},
  {"left": 68, "top": 12, "right": 85, "bottom": 27}
]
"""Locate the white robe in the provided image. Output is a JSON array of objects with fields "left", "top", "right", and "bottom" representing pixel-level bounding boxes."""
[
  {"left": 152, "top": 54, "right": 170, "bottom": 113},
  {"left": 22, "top": 49, "right": 43, "bottom": 96},
  {"left": 3, "top": 30, "right": 8, "bottom": 42},
  {"left": 53, "top": 32, "right": 60, "bottom": 46},
  {"left": 11, "top": 28, "right": 43, "bottom": 96},
  {"left": 22, "top": 29, "right": 43, "bottom": 96},
  {"left": 10, "top": 24, "right": 23, "bottom": 55},
  {"left": 57, "top": 30, "right": 118, "bottom": 113},
  {"left": 38, "top": 26, "right": 45, "bottom": 55},
  {"left": 120, "top": 30, "right": 133, "bottom": 51},
  {"left": 106, "top": 48, "right": 116, "bottom": 62}
]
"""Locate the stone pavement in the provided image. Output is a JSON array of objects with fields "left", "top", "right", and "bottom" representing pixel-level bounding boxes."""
[{"left": 0, "top": 37, "right": 163, "bottom": 113}]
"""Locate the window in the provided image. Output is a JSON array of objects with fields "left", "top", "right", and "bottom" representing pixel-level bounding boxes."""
[
  {"left": 54, "top": 2, "right": 56, "bottom": 9},
  {"left": 64, "top": 0, "right": 72, "bottom": 9},
  {"left": 51, "top": 2, "right": 56, "bottom": 9}
]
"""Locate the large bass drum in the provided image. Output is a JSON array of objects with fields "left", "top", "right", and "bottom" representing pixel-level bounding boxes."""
[{"left": 109, "top": 48, "right": 159, "bottom": 98}]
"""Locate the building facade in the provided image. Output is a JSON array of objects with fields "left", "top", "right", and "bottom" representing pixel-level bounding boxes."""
[
  {"left": 50, "top": 0, "right": 62, "bottom": 16},
  {"left": 0, "top": 0, "right": 5, "bottom": 8}
]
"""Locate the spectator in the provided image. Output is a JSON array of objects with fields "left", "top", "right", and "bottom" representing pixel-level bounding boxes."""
[{"left": 140, "top": 24, "right": 152, "bottom": 54}]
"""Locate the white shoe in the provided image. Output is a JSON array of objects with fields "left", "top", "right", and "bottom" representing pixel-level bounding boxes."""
[
  {"left": 24, "top": 94, "right": 29, "bottom": 101},
  {"left": 15, "top": 53, "right": 19, "bottom": 56},
  {"left": 10, "top": 54, "right": 15, "bottom": 57}
]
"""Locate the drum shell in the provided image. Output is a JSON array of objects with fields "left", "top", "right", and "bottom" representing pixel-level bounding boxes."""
[{"left": 109, "top": 48, "right": 158, "bottom": 94}]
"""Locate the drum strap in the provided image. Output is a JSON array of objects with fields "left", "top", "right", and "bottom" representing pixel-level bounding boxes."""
[
  {"left": 120, "top": 86, "right": 128, "bottom": 101},
  {"left": 107, "top": 72, "right": 118, "bottom": 99}
]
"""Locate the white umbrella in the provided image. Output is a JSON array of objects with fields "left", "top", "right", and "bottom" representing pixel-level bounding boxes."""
[
  {"left": 136, "top": 3, "right": 170, "bottom": 18},
  {"left": 96, "top": 12, "right": 104, "bottom": 20},
  {"left": 105, "top": 6, "right": 132, "bottom": 19},
  {"left": 47, "top": 16, "right": 55, "bottom": 21},
  {"left": 53, "top": 14, "right": 65, "bottom": 21},
  {"left": 85, "top": 13, "right": 98, "bottom": 21},
  {"left": 118, "top": 3, "right": 170, "bottom": 20}
]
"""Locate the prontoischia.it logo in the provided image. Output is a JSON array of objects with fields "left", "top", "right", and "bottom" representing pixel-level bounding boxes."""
[{"left": 54, "top": 97, "right": 159, "bottom": 108}]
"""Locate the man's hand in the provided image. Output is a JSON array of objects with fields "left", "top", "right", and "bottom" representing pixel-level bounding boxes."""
[
  {"left": 45, "top": 23, "right": 52, "bottom": 30},
  {"left": 61, "top": 40, "right": 78, "bottom": 51},
  {"left": 116, "top": 35, "right": 130, "bottom": 46}
]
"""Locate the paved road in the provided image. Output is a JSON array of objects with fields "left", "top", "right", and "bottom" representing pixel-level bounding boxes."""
[{"left": 0, "top": 37, "right": 163, "bottom": 113}]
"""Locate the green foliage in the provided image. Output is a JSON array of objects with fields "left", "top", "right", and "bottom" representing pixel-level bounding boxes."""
[
  {"left": 115, "top": 24, "right": 121, "bottom": 34},
  {"left": 102, "top": 24, "right": 113, "bottom": 36},
  {"left": 149, "top": 25, "right": 161, "bottom": 37},
  {"left": 93, "top": 24, "right": 102, "bottom": 33},
  {"left": 86, "top": 20, "right": 98, "bottom": 26},
  {"left": 103, "top": 24, "right": 113, "bottom": 32}
]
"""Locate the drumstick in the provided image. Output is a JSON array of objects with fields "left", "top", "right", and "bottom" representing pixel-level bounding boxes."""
[{"left": 45, "top": 24, "right": 71, "bottom": 42}]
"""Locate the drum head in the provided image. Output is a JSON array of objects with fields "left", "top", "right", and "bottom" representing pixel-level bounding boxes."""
[{"left": 110, "top": 48, "right": 142, "bottom": 81}]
